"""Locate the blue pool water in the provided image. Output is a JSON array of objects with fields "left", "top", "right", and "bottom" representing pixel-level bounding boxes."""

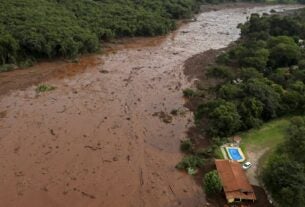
[{"left": 228, "top": 148, "right": 242, "bottom": 160}]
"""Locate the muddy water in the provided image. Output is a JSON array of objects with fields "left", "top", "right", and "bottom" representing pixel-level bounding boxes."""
[{"left": 0, "top": 5, "right": 302, "bottom": 207}]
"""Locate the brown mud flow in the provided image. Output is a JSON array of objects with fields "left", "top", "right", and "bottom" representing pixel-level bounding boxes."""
[{"left": 0, "top": 5, "right": 302, "bottom": 207}]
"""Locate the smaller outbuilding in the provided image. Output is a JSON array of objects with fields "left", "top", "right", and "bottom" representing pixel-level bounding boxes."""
[{"left": 215, "top": 159, "right": 256, "bottom": 203}]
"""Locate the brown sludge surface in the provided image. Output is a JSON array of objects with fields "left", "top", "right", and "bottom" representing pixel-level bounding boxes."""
[{"left": 0, "top": 5, "right": 302, "bottom": 207}]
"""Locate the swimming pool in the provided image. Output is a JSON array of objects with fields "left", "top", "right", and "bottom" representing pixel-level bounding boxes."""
[{"left": 226, "top": 147, "right": 246, "bottom": 162}]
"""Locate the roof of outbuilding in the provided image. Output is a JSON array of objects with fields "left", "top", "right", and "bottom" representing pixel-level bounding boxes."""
[{"left": 215, "top": 159, "right": 256, "bottom": 201}]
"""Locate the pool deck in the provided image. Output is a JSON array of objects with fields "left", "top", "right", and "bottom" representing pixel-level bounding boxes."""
[{"left": 220, "top": 146, "right": 228, "bottom": 159}]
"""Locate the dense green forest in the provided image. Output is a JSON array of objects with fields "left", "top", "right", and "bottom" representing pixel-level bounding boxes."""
[
  {"left": 262, "top": 117, "right": 305, "bottom": 207},
  {"left": 1, "top": 0, "right": 304, "bottom": 71},
  {"left": 196, "top": 10, "right": 305, "bottom": 138},
  {"left": 188, "top": 9, "right": 305, "bottom": 206},
  {"left": 0, "top": 0, "right": 204, "bottom": 70}
]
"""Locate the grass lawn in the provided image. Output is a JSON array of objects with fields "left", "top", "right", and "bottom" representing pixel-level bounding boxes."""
[
  {"left": 214, "top": 147, "right": 225, "bottom": 159},
  {"left": 239, "top": 118, "right": 291, "bottom": 152},
  {"left": 238, "top": 117, "right": 294, "bottom": 175},
  {"left": 237, "top": 117, "right": 292, "bottom": 184}
]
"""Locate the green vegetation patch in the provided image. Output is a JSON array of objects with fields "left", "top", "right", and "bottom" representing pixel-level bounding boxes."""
[
  {"left": 262, "top": 117, "right": 305, "bottom": 207},
  {"left": 36, "top": 84, "right": 56, "bottom": 93},
  {"left": 240, "top": 118, "right": 290, "bottom": 151},
  {"left": 0, "top": 64, "right": 17, "bottom": 72},
  {"left": 195, "top": 10, "right": 305, "bottom": 139},
  {"left": 0, "top": 0, "right": 203, "bottom": 68},
  {"left": 180, "top": 139, "right": 194, "bottom": 153},
  {"left": 176, "top": 155, "right": 204, "bottom": 175},
  {"left": 203, "top": 170, "right": 222, "bottom": 195}
]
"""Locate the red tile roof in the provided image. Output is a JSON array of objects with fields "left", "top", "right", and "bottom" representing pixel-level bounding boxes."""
[{"left": 215, "top": 159, "right": 256, "bottom": 201}]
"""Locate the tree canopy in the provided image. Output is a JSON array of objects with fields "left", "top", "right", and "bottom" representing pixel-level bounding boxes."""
[
  {"left": 262, "top": 117, "right": 305, "bottom": 207},
  {"left": 204, "top": 170, "right": 223, "bottom": 195},
  {"left": 0, "top": 0, "right": 203, "bottom": 68},
  {"left": 2, "top": 0, "right": 304, "bottom": 69},
  {"left": 196, "top": 10, "right": 305, "bottom": 137}
]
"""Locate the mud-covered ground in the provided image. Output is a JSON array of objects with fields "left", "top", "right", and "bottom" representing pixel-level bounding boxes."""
[{"left": 0, "top": 5, "right": 303, "bottom": 207}]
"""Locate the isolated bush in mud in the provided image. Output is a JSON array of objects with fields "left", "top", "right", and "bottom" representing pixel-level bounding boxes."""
[
  {"left": 176, "top": 155, "right": 204, "bottom": 175},
  {"left": 170, "top": 109, "right": 179, "bottom": 116},
  {"left": 180, "top": 139, "right": 194, "bottom": 153},
  {"left": 203, "top": 170, "right": 222, "bottom": 195},
  {"left": 36, "top": 84, "right": 56, "bottom": 93}
]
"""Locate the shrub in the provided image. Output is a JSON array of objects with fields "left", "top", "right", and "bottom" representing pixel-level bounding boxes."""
[
  {"left": 180, "top": 139, "right": 193, "bottom": 153},
  {"left": 195, "top": 147, "right": 214, "bottom": 158},
  {"left": 36, "top": 84, "right": 56, "bottom": 93},
  {"left": 204, "top": 170, "right": 223, "bottom": 195},
  {"left": 176, "top": 155, "right": 204, "bottom": 175}
]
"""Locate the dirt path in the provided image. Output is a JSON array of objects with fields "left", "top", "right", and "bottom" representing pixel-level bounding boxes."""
[
  {"left": 0, "top": 5, "right": 302, "bottom": 207},
  {"left": 246, "top": 148, "right": 269, "bottom": 186}
]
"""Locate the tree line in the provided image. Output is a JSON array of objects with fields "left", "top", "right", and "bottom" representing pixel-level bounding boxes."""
[
  {"left": 262, "top": 117, "right": 305, "bottom": 207},
  {"left": 0, "top": 0, "right": 204, "bottom": 70},
  {"left": 1, "top": 0, "right": 303, "bottom": 71}
]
